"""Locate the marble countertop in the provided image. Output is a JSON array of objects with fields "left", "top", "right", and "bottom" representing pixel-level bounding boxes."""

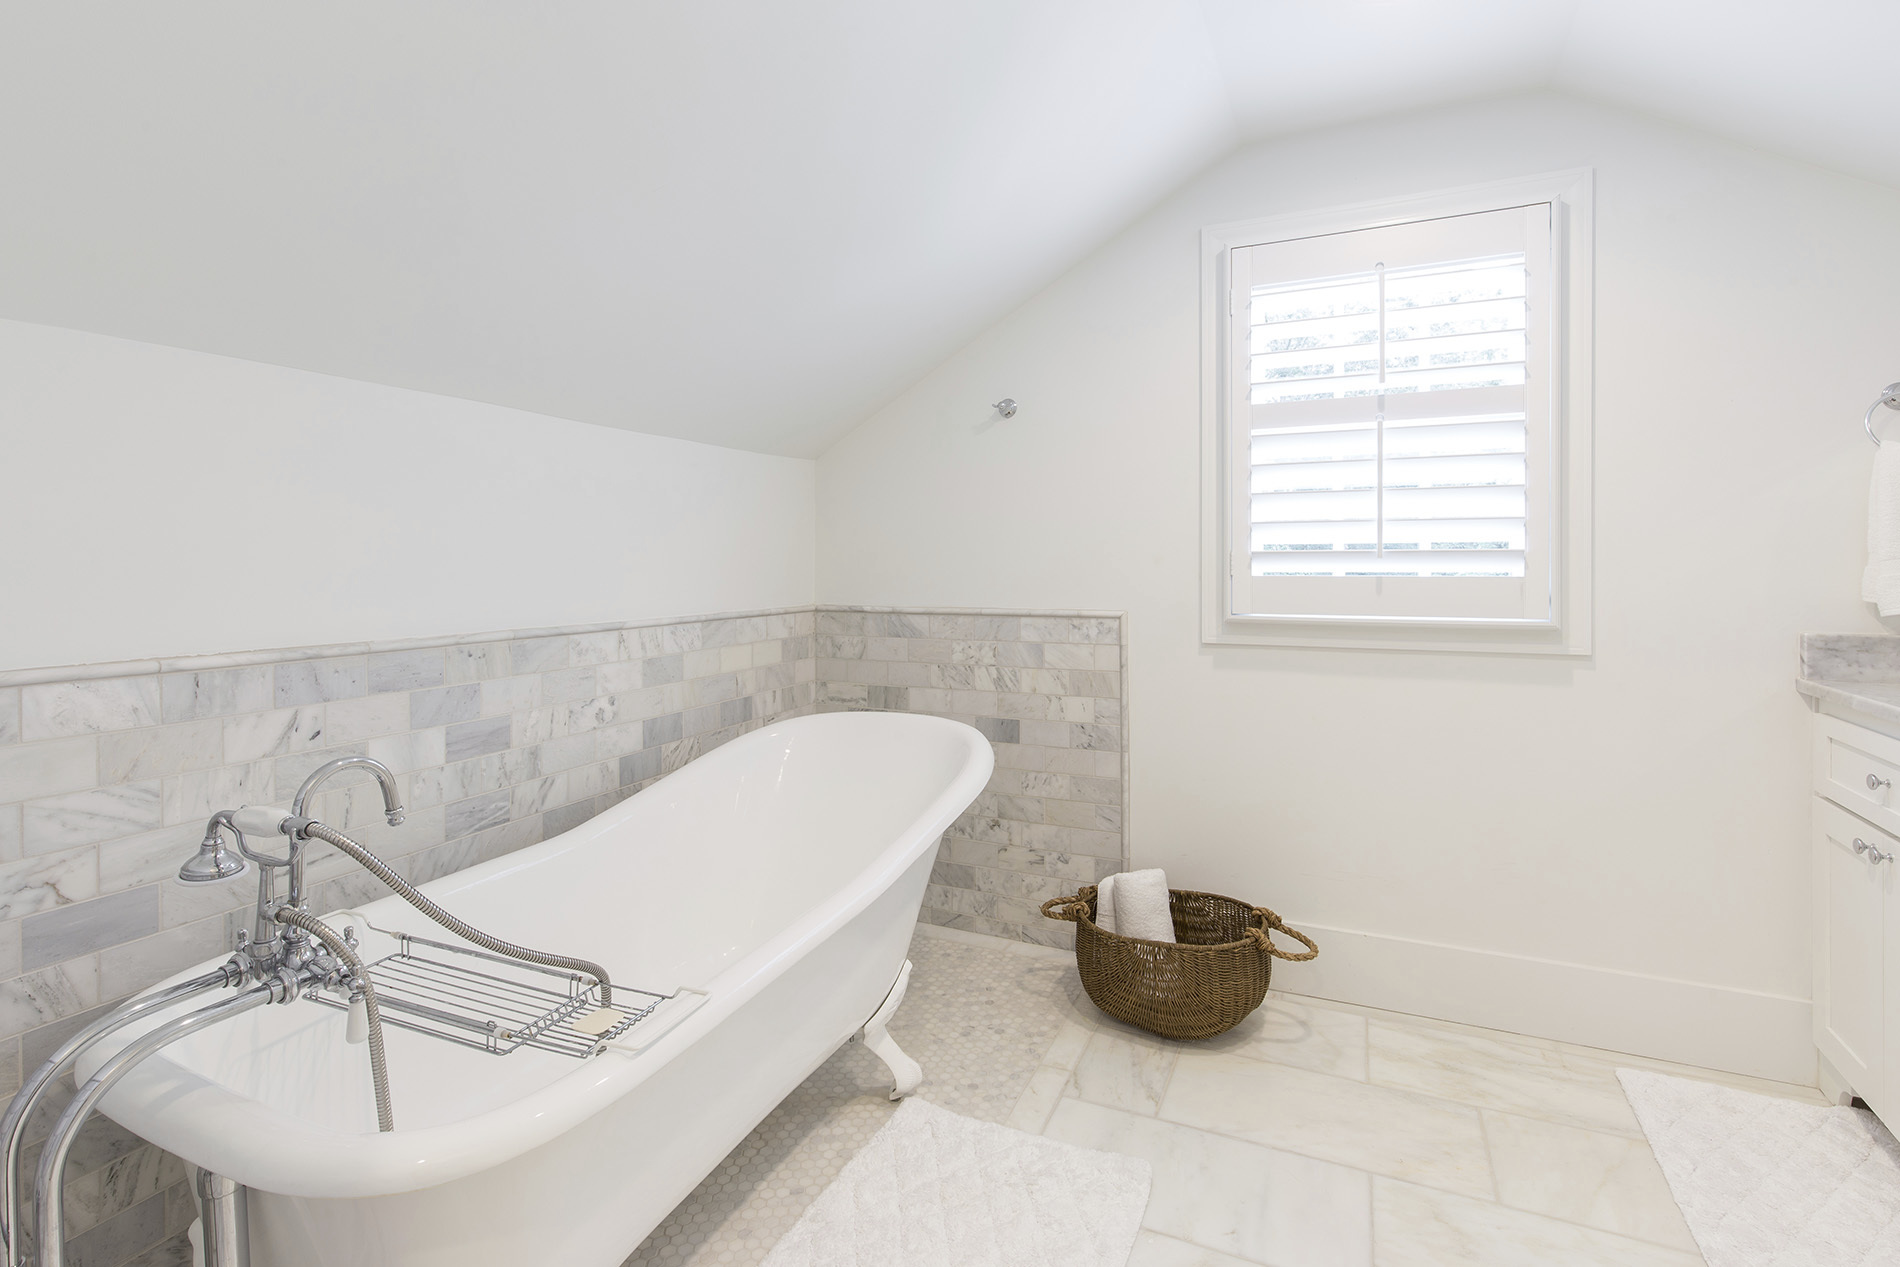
[{"left": 1798, "top": 634, "right": 1900, "bottom": 725}]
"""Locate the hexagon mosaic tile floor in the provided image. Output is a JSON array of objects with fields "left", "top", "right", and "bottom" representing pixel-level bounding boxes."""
[{"left": 623, "top": 928, "right": 1081, "bottom": 1266}]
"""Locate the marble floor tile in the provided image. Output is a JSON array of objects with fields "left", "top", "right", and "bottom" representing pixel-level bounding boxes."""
[
  {"left": 1042, "top": 1016, "right": 1096, "bottom": 1070},
  {"left": 1482, "top": 1110, "right": 1698, "bottom": 1250},
  {"left": 1045, "top": 1098, "right": 1372, "bottom": 1267},
  {"left": 1127, "top": 1229, "right": 1264, "bottom": 1267},
  {"left": 1368, "top": 1019, "right": 1644, "bottom": 1136},
  {"left": 1067, "top": 1028, "right": 1178, "bottom": 1115},
  {"left": 1003, "top": 1064, "right": 1070, "bottom": 1133},
  {"left": 1199, "top": 994, "right": 1368, "bottom": 1081},
  {"left": 1371, "top": 1177, "right": 1705, "bottom": 1267},
  {"left": 1161, "top": 1051, "right": 1494, "bottom": 1199}
]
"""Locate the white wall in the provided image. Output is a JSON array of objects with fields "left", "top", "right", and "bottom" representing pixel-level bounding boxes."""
[
  {"left": 815, "top": 92, "right": 1900, "bottom": 1081},
  {"left": 0, "top": 320, "right": 815, "bottom": 671}
]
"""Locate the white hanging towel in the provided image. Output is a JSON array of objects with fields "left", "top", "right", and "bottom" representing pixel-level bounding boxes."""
[
  {"left": 1864, "top": 438, "right": 1900, "bottom": 615},
  {"left": 1094, "top": 873, "right": 1119, "bottom": 934},
  {"left": 1112, "top": 868, "right": 1176, "bottom": 943}
]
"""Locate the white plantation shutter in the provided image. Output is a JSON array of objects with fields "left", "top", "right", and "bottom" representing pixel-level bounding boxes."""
[{"left": 1227, "top": 204, "right": 1555, "bottom": 624}]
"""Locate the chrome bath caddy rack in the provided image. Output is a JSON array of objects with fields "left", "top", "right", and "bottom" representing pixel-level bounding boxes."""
[{"left": 313, "top": 928, "right": 671, "bottom": 1058}]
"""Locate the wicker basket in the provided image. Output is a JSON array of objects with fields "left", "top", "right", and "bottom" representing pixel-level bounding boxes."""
[{"left": 1040, "top": 885, "right": 1318, "bottom": 1040}]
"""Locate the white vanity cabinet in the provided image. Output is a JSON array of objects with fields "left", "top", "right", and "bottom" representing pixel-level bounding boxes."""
[{"left": 1810, "top": 711, "right": 1900, "bottom": 1117}]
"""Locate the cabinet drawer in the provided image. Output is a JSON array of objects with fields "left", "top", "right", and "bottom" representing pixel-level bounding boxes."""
[{"left": 1815, "top": 713, "right": 1900, "bottom": 833}]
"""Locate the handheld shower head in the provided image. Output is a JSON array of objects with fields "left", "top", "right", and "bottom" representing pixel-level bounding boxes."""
[{"left": 178, "top": 816, "right": 248, "bottom": 883}]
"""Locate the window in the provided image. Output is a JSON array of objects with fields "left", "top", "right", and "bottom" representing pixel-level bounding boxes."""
[{"left": 1201, "top": 173, "right": 1593, "bottom": 653}]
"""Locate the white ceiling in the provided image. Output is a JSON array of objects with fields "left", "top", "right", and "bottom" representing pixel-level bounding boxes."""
[{"left": 2, "top": 2, "right": 1895, "bottom": 457}]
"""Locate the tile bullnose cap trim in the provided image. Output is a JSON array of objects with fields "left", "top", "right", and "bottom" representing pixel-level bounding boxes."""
[{"left": 0, "top": 605, "right": 823, "bottom": 689}]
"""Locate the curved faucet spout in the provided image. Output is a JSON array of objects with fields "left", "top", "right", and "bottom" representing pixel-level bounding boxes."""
[{"left": 293, "top": 756, "right": 406, "bottom": 827}]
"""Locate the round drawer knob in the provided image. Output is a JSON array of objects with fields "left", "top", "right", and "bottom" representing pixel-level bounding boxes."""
[
  {"left": 1871, "top": 774, "right": 1893, "bottom": 791},
  {"left": 1856, "top": 838, "right": 1894, "bottom": 864}
]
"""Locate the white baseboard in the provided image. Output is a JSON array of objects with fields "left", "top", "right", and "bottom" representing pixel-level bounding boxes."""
[{"left": 1278, "top": 923, "right": 1817, "bottom": 1086}]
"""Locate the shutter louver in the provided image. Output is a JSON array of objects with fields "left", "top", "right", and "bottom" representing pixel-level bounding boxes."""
[{"left": 1248, "top": 255, "right": 1530, "bottom": 581}]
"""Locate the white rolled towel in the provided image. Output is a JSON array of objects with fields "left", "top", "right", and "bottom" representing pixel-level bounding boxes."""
[
  {"left": 1094, "top": 873, "right": 1119, "bottom": 934},
  {"left": 1112, "top": 868, "right": 1175, "bottom": 943}
]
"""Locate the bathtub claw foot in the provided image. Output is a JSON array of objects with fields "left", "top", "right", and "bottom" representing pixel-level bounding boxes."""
[{"left": 858, "top": 959, "right": 922, "bottom": 1099}]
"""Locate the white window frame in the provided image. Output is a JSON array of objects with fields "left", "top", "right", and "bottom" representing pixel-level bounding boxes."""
[{"left": 1201, "top": 170, "right": 1593, "bottom": 655}]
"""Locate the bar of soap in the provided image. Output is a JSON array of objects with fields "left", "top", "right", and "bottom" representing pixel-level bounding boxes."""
[{"left": 572, "top": 1007, "right": 626, "bottom": 1036}]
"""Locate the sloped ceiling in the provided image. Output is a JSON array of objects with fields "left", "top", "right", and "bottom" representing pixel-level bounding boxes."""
[{"left": 2, "top": 1, "right": 1895, "bottom": 457}]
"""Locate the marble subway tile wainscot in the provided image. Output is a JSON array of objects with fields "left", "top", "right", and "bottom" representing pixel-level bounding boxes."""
[
  {"left": 815, "top": 609, "right": 1126, "bottom": 947},
  {"left": 24, "top": 886, "right": 160, "bottom": 971},
  {"left": 0, "top": 848, "right": 98, "bottom": 922},
  {"left": 157, "top": 667, "right": 272, "bottom": 724},
  {"left": 0, "top": 738, "right": 99, "bottom": 804},
  {"left": 23, "top": 782, "right": 162, "bottom": 854},
  {"left": 445, "top": 715, "right": 512, "bottom": 762},
  {"left": 0, "top": 688, "right": 19, "bottom": 745},
  {"left": 367, "top": 648, "right": 446, "bottom": 694},
  {"left": 98, "top": 723, "right": 220, "bottom": 785},
  {"left": 274, "top": 657, "right": 366, "bottom": 708},
  {"left": 22, "top": 678, "right": 162, "bottom": 741}
]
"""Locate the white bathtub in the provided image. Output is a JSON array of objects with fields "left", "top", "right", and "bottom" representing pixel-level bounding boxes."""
[{"left": 76, "top": 711, "right": 993, "bottom": 1267}]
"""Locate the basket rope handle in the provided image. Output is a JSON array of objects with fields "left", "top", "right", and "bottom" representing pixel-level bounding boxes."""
[
  {"left": 1040, "top": 887, "right": 1095, "bottom": 923},
  {"left": 1249, "top": 907, "right": 1319, "bottom": 961}
]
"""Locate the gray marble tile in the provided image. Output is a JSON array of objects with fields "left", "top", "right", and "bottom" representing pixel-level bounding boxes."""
[
  {"left": 643, "top": 654, "right": 683, "bottom": 685},
  {"left": 974, "top": 716, "right": 1021, "bottom": 744},
  {"left": 97, "top": 722, "right": 220, "bottom": 785},
  {"left": 63, "top": 1187, "right": 165, "bottom": 1267},
  {"left": 411, "top": 684, "right": 480, "bottom": 729},
  {"left": 0, "top": 958, "right": 101, "bottom": 1037},
  {"left": 160, "top": 762, "right": 271, "bottom": 827},
  {"left": 620, "top": 748, "right": 661, "bottom": 785},
  {"left": 444, "top": 642, "right": 509, "bottom": 684},
  {"left": 0, "top": 847, "right": 98, "bottom": 922},
  {"left": 273, "top": 657, "right": 366, "bottom": 707},
  {"left": 157, "top": 667, "right": 272, "bottom": 724},
  {"left": 23, "top": 782, "right": 162, "bottom": 854},
  {"left": 367, "top": 648, "right": 445, "bottom": 694},
  {"left": 322, "top": 693, "right": 410, "bottom": 745},
  {"left": 479, "top": 675, "right": 544, "bottom": 717},
  {"left": 568, "top": 632, "right": 621, "bottom": 665},
  {"left": 445, "top": 789, "right": 510, "bottom": 841},
  {"left": 122, "top": 1231, "right": 191, "bottom": 1267},
  {"left": 543, "top": 799, "right": 600, "bottom": 837},
  {"left": 23, "top": 887, "right": 160, "bottom": 971},
  {"left": 536, "top": 733, "right": 597, "bottom": 773},
  {"left": 0, "top": 739, "right": 99, "bottom": 803},
  {"left": 0, "top": 807, "right": 19, "bottom": 864},
  {"left": 644, "top": 713, "right": 683, "bottom": 748},
  {"left": 510, "top": 774, "right": 566, "bottom": 818},
  {"left": 99, "top": 824, "right": 203, "bottom": 894},
  {"left": 98, "top": 918, "right": 229, "bottom": 1001},
  {"left": 0, "top": 688, "right": 18, "bottom": 745},
  {"left": 222, "top": 706, "right": 325, "bottom": 763},
  {"left": 510, "top": 636, "right": 569, "bottom": 674},
  {"left": 540, "top": 666, "right": 597, "bottom": 704},
  {"left": 445, "top": 716, "right": 511, "bottom": 762},
  {"left": 21, "top": 678, "right": 161, "bottom": 741},
  {"left": 365, "top": 728, "right": 446, "bottom": 775},
  {"left": 270, "top": 744, "right": 368, "bottom": 795}
]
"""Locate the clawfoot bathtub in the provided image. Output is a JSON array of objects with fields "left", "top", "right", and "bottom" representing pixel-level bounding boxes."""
[{"left": 76, "top": 711, "right": 993, "bottom": 1267}]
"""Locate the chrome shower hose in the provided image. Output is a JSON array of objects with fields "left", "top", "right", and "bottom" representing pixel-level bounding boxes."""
[
  {"left": 301, "top": 822, "right": 614, "bottom": 1006},
  {"left": 274, "top": 906, "right": 394, "bottom": 1132}
]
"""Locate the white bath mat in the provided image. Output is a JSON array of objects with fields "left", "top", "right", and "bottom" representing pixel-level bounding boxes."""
[
  {"left": 1618, "top": 1068, "right": 1900, "bottom": 1265},
  {"left": 759, "top": 1096, "right": 1150, "bottom": 1267}
]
